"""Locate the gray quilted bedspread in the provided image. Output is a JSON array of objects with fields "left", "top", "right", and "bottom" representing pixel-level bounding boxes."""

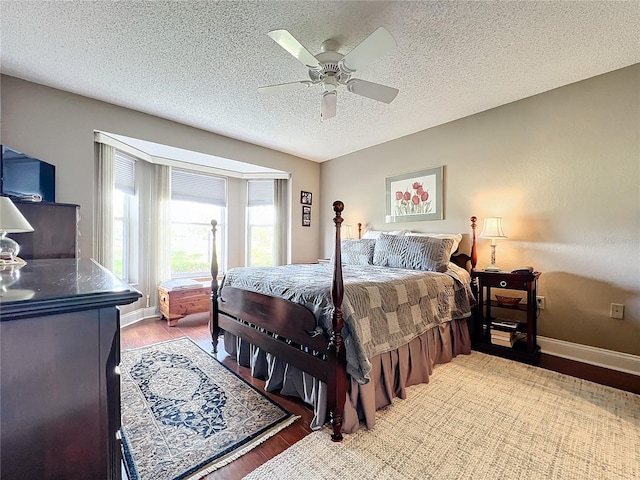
[{"left": 220, "top": 263, "right": 475, "bottom": 384}]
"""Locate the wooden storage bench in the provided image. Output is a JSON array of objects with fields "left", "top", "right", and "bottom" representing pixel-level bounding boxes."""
[{"left": 158, "top": 283, "right": 212, "bottom": 326}]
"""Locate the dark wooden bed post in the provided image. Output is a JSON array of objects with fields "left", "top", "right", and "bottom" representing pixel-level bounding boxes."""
[
  {"left": 357, "top": 222, "right": 362, "bottom": 239},
  {"left": 470, "top": 216, "right": 478, "bottom": 271},
  {"left": 328, "top": 201, "right": 347, "bottom": 442},
  {"left": 450, "top": 216, "right": 478, "bottom": 272},
  {"left": 208, "top": 219, "right": 220, "bottom": 353}
]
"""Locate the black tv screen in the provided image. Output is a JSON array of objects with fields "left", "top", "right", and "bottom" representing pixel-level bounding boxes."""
[{"left": 1, "top": 145, "right": 55, "bottom": 202}]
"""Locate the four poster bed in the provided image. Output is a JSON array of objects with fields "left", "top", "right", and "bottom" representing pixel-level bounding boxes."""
[{"left": 208, "top": 201, "right": 478, "bottom": 442}]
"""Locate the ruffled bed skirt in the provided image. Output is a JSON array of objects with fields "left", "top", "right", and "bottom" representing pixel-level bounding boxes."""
[{"left": 223, "top": 318, "right": 471, "bottom": 433}]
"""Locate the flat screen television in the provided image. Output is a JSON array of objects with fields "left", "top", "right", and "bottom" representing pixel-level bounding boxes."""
[{"left": 0, "top": 145, "right": 55, "bottom": 202}]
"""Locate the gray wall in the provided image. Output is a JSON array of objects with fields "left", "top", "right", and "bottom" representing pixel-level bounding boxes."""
[
  {"left": 0, "top": 76, "right": 321, "bottom": 267},
  {"left": 1, "top": 75, "right": 321, "bottom": 311},
  {"left": 320, "top": 64, "right": 640, "bottom": 356},
  {"left": 3, "top": 65, "right": 638, "bottom": 356}
]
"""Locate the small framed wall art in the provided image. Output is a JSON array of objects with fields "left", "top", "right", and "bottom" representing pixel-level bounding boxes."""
[
  {"left": 302, "top": 205, "right": 311, "bottom": 227},
  {"left": 301, "top": 191, "right": 312, "bottom": 205},
  {"left": 385, "top": 165, "right": 443, "bottom": 222}
]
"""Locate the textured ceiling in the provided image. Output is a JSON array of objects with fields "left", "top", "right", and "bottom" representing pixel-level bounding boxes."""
[{"left": 1, "top": 1, "right": 639, "bottom": 163}]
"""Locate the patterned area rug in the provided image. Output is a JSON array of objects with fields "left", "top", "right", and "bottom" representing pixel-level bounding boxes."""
[
  {"left": 120, "top": 337, "right": 298, "bottom": 480},
  {"left": 244, "top": 352, "right": 640, "bottom": 480}
]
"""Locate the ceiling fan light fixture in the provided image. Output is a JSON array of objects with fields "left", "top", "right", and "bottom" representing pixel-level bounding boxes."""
[
  {"left": 261, "top": 26, "right": 398, "bottom": 120},
  {"left": 321, "top": 90, "right": 337, "bottom": 121},
  {"left": 323, "top": 75, "right": 338, "bottom": 91}
]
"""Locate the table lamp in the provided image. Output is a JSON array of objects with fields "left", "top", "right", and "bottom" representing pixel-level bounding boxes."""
[
  {"left": 479, "top": 217, "right": 507, "bottom": 271},
  {"left": 344, "top": 224, "right": 353, "bottom": 240},
  {"left": 0, "top": 196, "right": 34, "bottom": 262}
]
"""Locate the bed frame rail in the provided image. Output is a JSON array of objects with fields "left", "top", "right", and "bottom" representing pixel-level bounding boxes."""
[
  {"left": 218, "top": 310, "right": 333, "bottom": 382},
  {"left": 216, "top": 287, "right": 332, "bottom": 380}
]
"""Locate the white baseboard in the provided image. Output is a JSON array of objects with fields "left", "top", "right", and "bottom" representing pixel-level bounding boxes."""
[
  {"left": 121, "top": 307, "right": 160, "bottom": 328},
  {"left": 538, "top": 336, "right": 640, "bottom": 376}
]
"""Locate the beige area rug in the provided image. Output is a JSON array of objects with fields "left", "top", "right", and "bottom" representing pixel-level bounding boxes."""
[{"left": 243, "top": 352, "right": 640, "bottom": 480}]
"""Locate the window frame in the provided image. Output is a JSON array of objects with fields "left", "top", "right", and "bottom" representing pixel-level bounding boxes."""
[
  {"left": 246, "top": 180, "right": 275, "bottom": 267},
  {"left": 169, "top": 169, "right": 228, "bottom": 279},
  {"left": 113, "top": 152, "right": 139, "bottom": 284}
]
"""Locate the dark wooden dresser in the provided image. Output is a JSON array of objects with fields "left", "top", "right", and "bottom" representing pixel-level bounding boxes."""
[
  {"left": 0, "top": 259, "right": 141, "bottom": 480},
  {"left": 12, "top": 200, "right": 80, "bottom": 259}
]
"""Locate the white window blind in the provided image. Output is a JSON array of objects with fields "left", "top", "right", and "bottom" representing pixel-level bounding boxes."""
[
  {"left": 247, "top": 180, "right": 274, "bottom": 206},
  {"left": 171, "top": 169, "right": 226, "bottom": 206},
  {"left": 114, "top": 151, "right": 136, "bottom": 195}
]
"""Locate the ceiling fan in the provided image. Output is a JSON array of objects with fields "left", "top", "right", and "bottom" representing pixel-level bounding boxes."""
[{"left": 258, "top": 27, "right": 399, "bottom": 121}]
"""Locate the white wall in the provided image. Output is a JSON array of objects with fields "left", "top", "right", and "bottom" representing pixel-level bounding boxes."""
[{"left": 320, "top": 65, "right": 640, "bottom": 356}]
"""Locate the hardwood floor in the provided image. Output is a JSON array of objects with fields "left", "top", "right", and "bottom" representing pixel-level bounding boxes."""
[
  {"left": 120, "top": 313, "right": 314, "bottom": 480},
  {"left": 121, "top": 313, "right": 640, "bottom": 479},
  {"left": 538, "top": 352, "right": 640, "bottom": 395}
]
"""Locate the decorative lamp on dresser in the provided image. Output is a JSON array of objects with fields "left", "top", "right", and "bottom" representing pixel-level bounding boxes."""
[{"left": 0, "top": 258, "right": 141, "bottom": 480}]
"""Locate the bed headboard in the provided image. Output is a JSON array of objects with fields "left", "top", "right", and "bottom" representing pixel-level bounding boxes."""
[
  {"left": 451, "top": 216, "right": 478, "bottom": 272},
  {"left": 354, "top": 216, "right": 478, "bottom": 273}
]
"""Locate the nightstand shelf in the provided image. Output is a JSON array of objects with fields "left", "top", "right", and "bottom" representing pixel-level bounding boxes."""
[
  {"left": 471, "top": 270, "right": 541, "bottom": 364},
  {"left": 487, "top": 300, "right": 529, "bottom": 312}
]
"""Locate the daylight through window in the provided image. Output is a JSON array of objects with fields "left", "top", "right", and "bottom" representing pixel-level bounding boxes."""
[
  {"left": 170, "top": 169, "right": 226, "bottom": 278},
  {"left": 247, "top": 180, "right": 275, "bottom": 266},
  {"left": 113, "top": 152, "right": 136, "bottom": 281}
]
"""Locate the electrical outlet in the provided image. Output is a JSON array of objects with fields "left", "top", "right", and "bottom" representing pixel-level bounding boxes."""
[
  {"left": 536, "top": 296, "right": 545, "bottom": 310},
  {"left": 610, "top": 303, "right": 624, "bottom": 319}
]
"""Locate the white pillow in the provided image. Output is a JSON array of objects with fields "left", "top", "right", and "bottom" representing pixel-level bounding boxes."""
[
  {"left": 405, "top": 232, "right": 463, "bottom": 256},
  {"left": 361, "top": 229, "right": 406, "bottom": 240}
]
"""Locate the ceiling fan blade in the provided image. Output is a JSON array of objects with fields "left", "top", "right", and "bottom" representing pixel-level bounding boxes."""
[
  {"left": 268, "top": 30, "right": 322, "bottom": 70},
  {"left": 258, "top": 81, "right": 313, "bottom": 95},
  {"left": 347, "top": 79, "right": 398, "bottom": 104},
  {"left": 340, "top": 27, "right": 396, "bottom": 73},
  {"left": 321, "top": 91, "right": 337, "bottom": 121}
]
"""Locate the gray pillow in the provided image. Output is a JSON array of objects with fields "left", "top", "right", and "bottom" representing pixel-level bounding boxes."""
[
  {"left": 333, "top": 238, "right": 376, "bottom": 265},
  {"left": 373, "top": 233, "right": 454, "bottom": 272},
  {"left": 372, "top": 234, "right": 410, "bottom": 268},
  {"left": 405, "top": 235, "right": 454, "bottom": 272}
]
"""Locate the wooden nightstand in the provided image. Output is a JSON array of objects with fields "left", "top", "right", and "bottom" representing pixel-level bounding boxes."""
[{"left": 471, "top": 269, "right": 541, "bottom": 364}]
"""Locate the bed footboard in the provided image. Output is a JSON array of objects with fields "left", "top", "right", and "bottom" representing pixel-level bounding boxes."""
[
  {"left": 209, "top": 201, "right": 349, "bottom": 442},
  {"left": 217, "top": 287, "right": 333, "bottom": 382}
]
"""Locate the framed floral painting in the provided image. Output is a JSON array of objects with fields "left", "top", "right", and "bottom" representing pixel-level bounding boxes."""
[{"left": 385, "top": 166, "right": 443, "bottom": 222}]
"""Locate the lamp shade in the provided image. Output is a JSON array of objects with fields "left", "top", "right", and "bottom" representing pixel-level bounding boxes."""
[
  {"left": 0, "top": 197, "right": 34, "bottom": 233},
  {"left": 479, "top": 217, "right": 507, "bottom": 239},
  {"left": 344, "top": 224, "right": 353, "bottom": 240}
]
